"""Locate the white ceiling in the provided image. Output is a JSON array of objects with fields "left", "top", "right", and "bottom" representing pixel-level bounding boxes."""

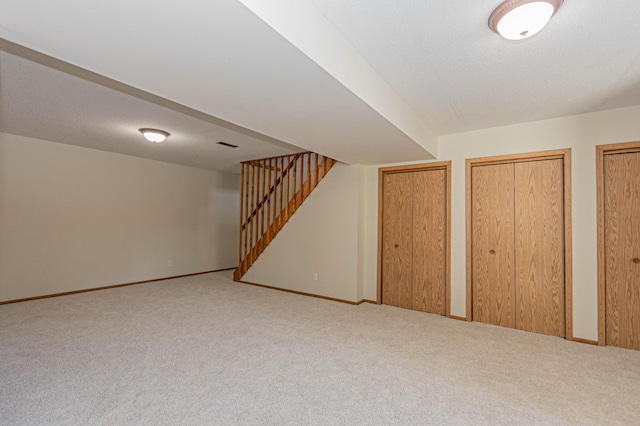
[
  {"left": 1, "top": 0, "right": 640, "bottom": 171},
  {"left": 308, "top": 0, "right": 640, "bottom": 134},
  {"left": 0, "top": 41, "right": 303, "bottom": 173}
]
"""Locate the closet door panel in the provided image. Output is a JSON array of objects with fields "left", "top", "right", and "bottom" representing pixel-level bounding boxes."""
[
  {"left": 412, "top": 170, "right": 446, "bottom": 314},
  {"left": 472, "top": 164, "right": 515, "bottom": 327},
  {"left": 605, "top": 152, "right": 640, "bottom": 350},
  {"left": 515, "top": 159, "right": 565, "bottom": 337},
  {"left": 381, "top": 172, "right": 413, "bottom": 309}
]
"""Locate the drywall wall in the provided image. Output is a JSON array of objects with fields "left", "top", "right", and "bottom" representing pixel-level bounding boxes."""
[
  {"left": 356, "top": 165, "right": 367, "bottom": 301},
  {"left": 0, "top": 133, "right": 239, "bottom": 302},
  {"left": 242, "top": 163, "right": 361, "bottom": 302},
  {"left": 363, "top": 104, "right": 640, "bottom": 341}
]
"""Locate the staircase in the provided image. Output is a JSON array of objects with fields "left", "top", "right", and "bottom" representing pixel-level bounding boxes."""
[{"left": 234, "top": 152, "right": 337, "bottom": 281}]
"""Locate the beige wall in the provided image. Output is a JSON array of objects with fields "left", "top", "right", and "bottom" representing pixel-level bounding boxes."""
[
  {"left": 363, "top": 105, "right": 640, "bottom": 341},
  {"left": 241, "top": 104, "right": 640, "bottom": 340},
  {"left": 242, "top": 163, "right": 362, "bottom": 302},
  {"left": 7, "top": 104, "right": 640, "bottom": 341},
  {"left": 0, "top": 133, "right": 239, "bottom": 302}
]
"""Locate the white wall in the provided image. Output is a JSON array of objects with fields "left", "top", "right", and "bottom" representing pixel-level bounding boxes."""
[
  {"left": 242, "top": 163, "right": 361, "bottom": 302},
  {"left": 0, "top": 133, "right": 239, "bottom": 302},
  {"left": 19, "top": 102, "right": 627, "bottom": 338},
  {"left": 240, "top": 104, "right": 640, "bottom": 339},
  {"left": 362, "top": 105, "right": 640, "bottom": 341}
]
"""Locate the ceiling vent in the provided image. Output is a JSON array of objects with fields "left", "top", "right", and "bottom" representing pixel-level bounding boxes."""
[{"left": 217, "top": 141, "right": 239, "bottom": 148}]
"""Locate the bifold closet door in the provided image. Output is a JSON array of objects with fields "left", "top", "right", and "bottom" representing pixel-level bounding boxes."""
[
  {"left": 471, "top": 164, "right": 515, "bottom": 328},
  {"left": 515, "top": 159, "right": 565, "bottom": 337},
  {"left": 471, "top": 158, "right": 565, "bottom": 336},
  {"left": 604, "top": 152, "right": 640, "bottom": 350},
  {"left": 381, "top": 172, "right": 412, "bottom": 309},
  {"left": 381, "top": 169, "right": 447, "bottom": 314},
  {"left": 413, "top": 170, "right": 446, "bottom": 315}
]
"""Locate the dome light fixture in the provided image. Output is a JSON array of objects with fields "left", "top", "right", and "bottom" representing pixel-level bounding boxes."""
[
  {"left": 139, "top": 128, "right": 170, "bottom": 143},
  {"left": 489, "top": 0, "right": 563, "bottom": 41}
]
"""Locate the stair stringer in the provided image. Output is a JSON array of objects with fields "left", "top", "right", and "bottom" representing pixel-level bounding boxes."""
[{"left": 240, "top": 163, "right": 360, "bottom": 302}]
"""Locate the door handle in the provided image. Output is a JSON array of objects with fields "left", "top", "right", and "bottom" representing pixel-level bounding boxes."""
[
  {"left": 633, "top": 258, "right": 640, "bottom": 264},
  {"left": 489, "top": 249, "right": 496, "bottom": 255}
]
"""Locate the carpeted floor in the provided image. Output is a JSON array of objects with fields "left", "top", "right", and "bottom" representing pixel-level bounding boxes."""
[{"left": 1, "top": 271, "right": 639, "bottom": 425}]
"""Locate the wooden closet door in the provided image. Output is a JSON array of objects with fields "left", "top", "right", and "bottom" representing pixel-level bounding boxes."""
[
  {"left": 472, "top": 164, "right": 515, "bottom": 327},
  {"left": 412, "top": 170, "right": 446, "bottom": 314},
  {"left": 515, "top": 159, "right": 565, "bottom": 337},
  {"left": 604, "top": 152, "right": 640, "bottom": 350},
  {"left": 381, "top": 172, "right": 413, "bottom": 309}
]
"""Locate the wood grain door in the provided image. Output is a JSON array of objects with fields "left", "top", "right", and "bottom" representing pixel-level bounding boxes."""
[
  {"left": 604, "top": 152, "right": 640, "bottom": 350},
  {"left": 381, "top": 172, "right": 413, "bottom": 309},
  {"left": 412, "top": 170, "right": 446, "bottom": 314},
  {"left": 471, "top": 164, "right": 515, "bottom": 328},
  {"left": 515, "top": 159, "right": 565, "bottom": 337},
  {"left": 381, "top": 168, "right": 447, "bottom": 314}
]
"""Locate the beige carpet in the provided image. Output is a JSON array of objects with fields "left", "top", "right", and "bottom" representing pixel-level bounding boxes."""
[{"left": 1, "top": 271, "right": 639, "bottom": 425}]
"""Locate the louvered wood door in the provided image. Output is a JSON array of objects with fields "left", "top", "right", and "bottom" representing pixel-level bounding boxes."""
[
  {"left": 604, "top": 152, "right": 640, "bottom": 350},
  {"left": 413, "top": 170, "right": 446, "bottom": 315},
  {"left": 471, "top": 163, "right": 516, "bottom": 328},
  {"left": 382, "top": 172, "right": 413, "bottom": 309},
  {"left": 515, "top": 159, "right": 565, "bottom": 337},
  {"left": 381, "top": 169, "right": 447, "bottom": 314}
]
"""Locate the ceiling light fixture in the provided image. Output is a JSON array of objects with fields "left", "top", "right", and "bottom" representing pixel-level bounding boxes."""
[
  {"left": 139, "top": 128, "right": 170, "bottom": 143},
  {"left": 489, "top": 0, "right": 563, "bottom": 41}
]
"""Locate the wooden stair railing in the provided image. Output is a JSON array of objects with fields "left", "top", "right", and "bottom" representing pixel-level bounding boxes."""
[{"left": 234, "top": 152, "right": 337, "bottom": 281}]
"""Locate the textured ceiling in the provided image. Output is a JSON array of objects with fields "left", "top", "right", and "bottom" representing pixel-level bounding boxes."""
[
  {"left": 1, "top": 0, "right": 640, "bottom": 171},
  {"left": 0, "top": 0, "right": 434, "bottom": 166},
  {"left": 309, "top": 0, "right": 640, "bottom": 134},
  {"left": 0, "top": 43, "right": 302, "bottom": 173}
]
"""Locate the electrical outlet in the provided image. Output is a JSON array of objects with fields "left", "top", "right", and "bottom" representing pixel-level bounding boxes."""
[
  {"left": 312, "top": 272, "right": 318, "bottom": 281},
  {"left": 168, "top": 260, "right": 174, "bottom": 267}
]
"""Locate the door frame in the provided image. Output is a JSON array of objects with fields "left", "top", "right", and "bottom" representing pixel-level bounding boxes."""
[
  {"left": 596, "top": 141, "right": 640, "bottom": 346},
  {"left": 465, "top": 149, "right": 573, "bottom": 339},
  {"left": 377, "top": 161, "right": 452, "bottom": 317}
]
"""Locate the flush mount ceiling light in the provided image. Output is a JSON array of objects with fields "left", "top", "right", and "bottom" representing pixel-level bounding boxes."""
[
  {"left": 489, "top": 0, "right": 563, "bottom": 41},
  {"left": 139, "top": 128, "right": 170, "bottom": 143}
]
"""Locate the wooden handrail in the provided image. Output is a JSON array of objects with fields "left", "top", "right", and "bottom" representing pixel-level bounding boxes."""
[
  {"left": 242, "top": 151, "right": 312, "bottom": 164},
  {"left": 235, "top": 152, "right": 337, "bottom": 281},
  {"left": 241, "top": 154, "right": 300, "bottom": 231}
]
